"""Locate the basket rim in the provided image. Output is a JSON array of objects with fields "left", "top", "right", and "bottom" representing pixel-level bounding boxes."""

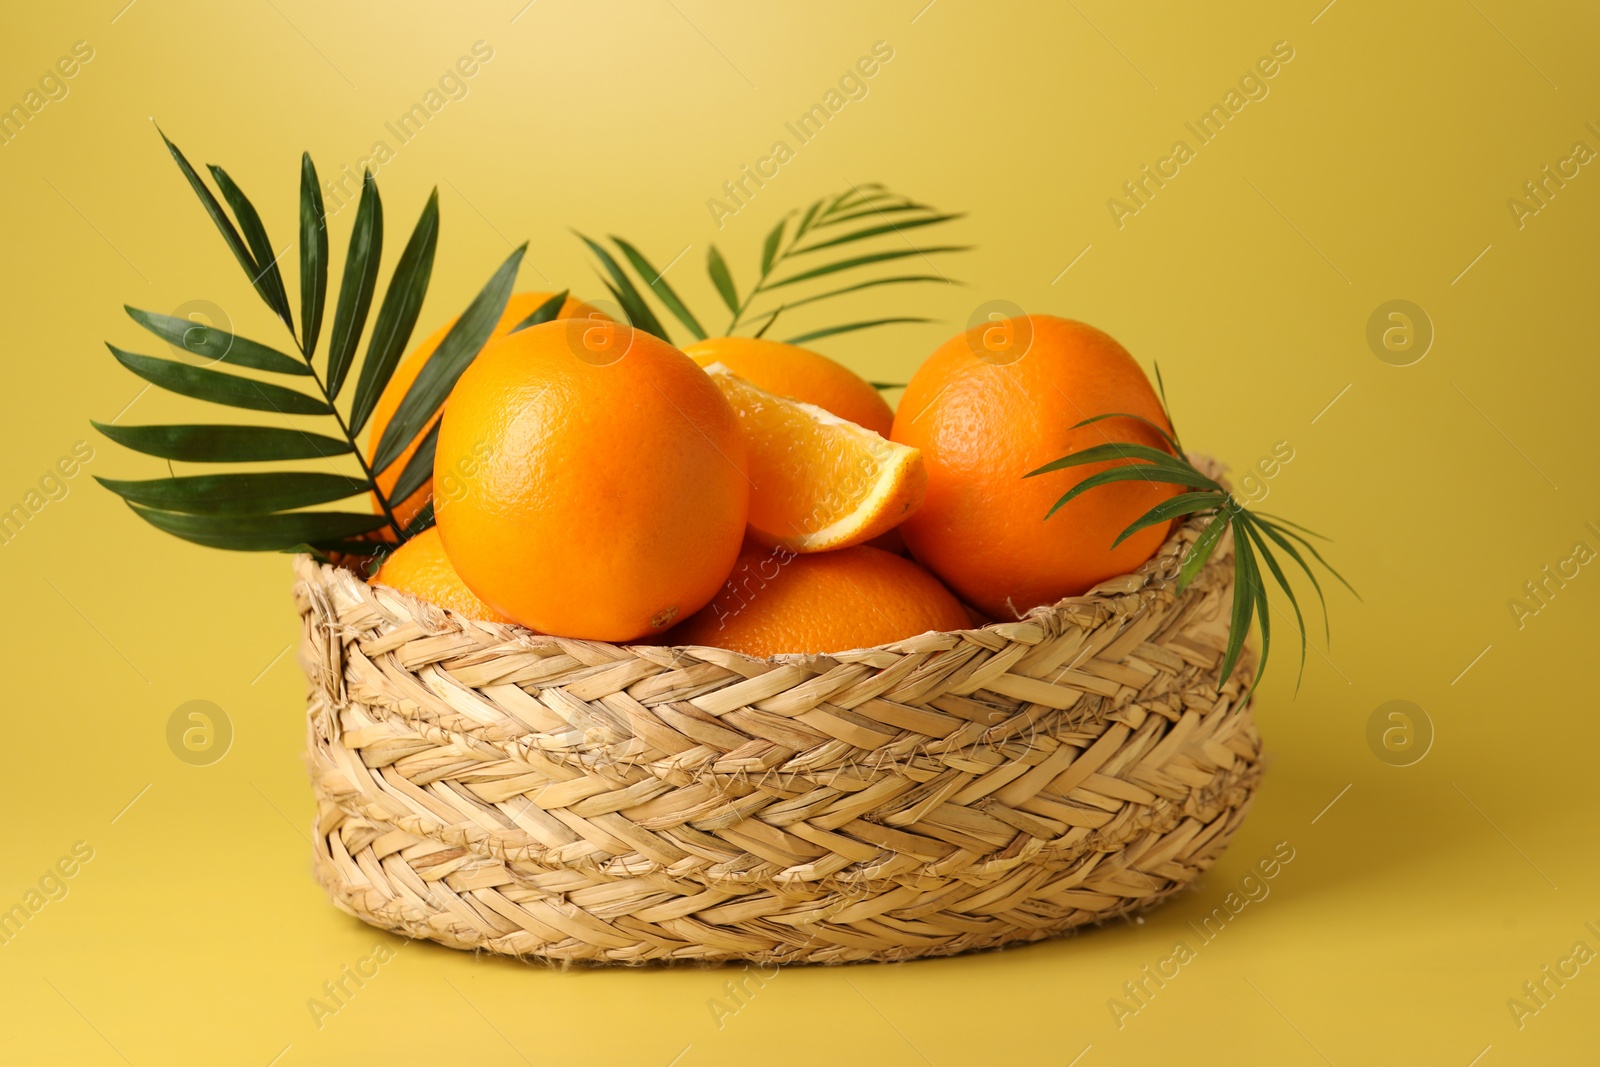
[
  {"left": 298, "top": 455, "right": 1230, "bottom": 668},
  {"left": 299, "top": 509, "right": 1212, "bottom": 668}
]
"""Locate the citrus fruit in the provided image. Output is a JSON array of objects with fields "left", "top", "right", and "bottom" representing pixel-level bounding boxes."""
[
  {"left": 683, "top": 336, "right": 894, "bottom": 436},
  {"left": 704, "top": 365, "right": 924, "bottom": 553},
  {"left": 890, "top": 315, "right": 1179, "bottom": 619},
  {"left": 369, "top": 527, "right": 513, "bottom": 623},
  {"left": 366, "top": 290, "right": 604, "bottom": 528},
  {"left": 666, "top": 543, "right": 970, "bottom": 657},
  {"left": 433, "top": 320, "right": 748, "bottom": 642}
]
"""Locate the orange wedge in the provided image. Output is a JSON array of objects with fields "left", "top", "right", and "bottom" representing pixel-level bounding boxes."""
[{"left": 704, "top": 363, "right": 925, "bottom": 552}]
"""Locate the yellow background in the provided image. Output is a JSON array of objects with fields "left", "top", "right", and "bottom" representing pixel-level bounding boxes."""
[{"left": 3, "top": 0, "right": 1597, "bottom": 1063}]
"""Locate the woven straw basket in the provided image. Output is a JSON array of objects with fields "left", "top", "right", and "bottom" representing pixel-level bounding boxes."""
[{"left": 293, "top": 462, "right": 1262, "bottom": 964}]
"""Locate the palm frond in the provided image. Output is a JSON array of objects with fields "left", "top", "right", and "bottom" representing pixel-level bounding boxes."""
[
  {"left": 1034, "top": 402, "right": 1351, "bottom": 692},
  {"left": 578, "top": 184, "right": 968, "bottom": 347},
  {"left": 95, "top": 131, "right": 525, "bottom": 555}
]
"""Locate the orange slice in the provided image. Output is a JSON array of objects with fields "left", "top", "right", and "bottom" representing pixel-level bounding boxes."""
[{"left": 704, "top": 363, "right": 925, "bottom": 552}]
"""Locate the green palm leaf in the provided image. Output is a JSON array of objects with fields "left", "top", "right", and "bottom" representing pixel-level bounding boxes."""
[
  {"left": 1221, "top": 516, "right": 1265, "bottom": 690},
  {"left": 108, "top": 345, "right": 330, "bottom": 415},
  {"left": 784, "top": 317, "right": 932, "bottom": 345},
  {"left": 816, "top": 202, "right": 932, "bottom": 227},
  {"left": 156, "top": 128, "right": 272, "bottom": 313},
  {"left": 706, "top": 244, "right": 739, "bottom": 315},
  {"left": 124, "top": 308, "right": 308, "bottom": 376},
  {"left": 403, "top": 499, "right": 435, "bottom": 537},
  {"left": 127, "top": 505, "right": 387, "bottom": 551},
  {"left": 1253, "top": 510, "right": 1332, "bottom": 541},
  {"left": 594, "top": 184, "right": 965, "bottom": 340},
  {"left": 574, "top": 231, "right": 668, "bottom": 340},
  {"left": 778, "top": 275, "right": 955, "bottom": 312},
  {"left": 389, "top": 419, "right": 440, "bottom": 508},
  {"left": 324, "top": 172, "right": 382, "bottom": 400},
  {"left": 1176, "top": 510, "right": 1231, "bottom": 595},
  {"left": 371, "top": 242, "right": 525, "bottom": 475},
  {"left": 299, "top": 152, "right": 329, "bottom": 357},
  {"left": 349, "top": 189, "right": 439, "bottom": 435},
  {"left": 752, "top": 305, "right": 785, "bottom": 338},
  {"left": 1038, "top": 391, "right": 1350, "bottom": 694},
  {"left": 99, "top": 138, "right": 556, "bottom": 554},
  {"left": 1112, "top": 491, "right": 1229, "bottom": 548},
  {"left": 510, "top": 289, "right": 569, "bottom": 333},
  {"left": 611, "top": 237, "right": 706, "bottom": 341},
  {"left": 759, "top": 217, "right": 787, "bottom": 275},
  {"left": 89, "top": 422, "right": 352, "bottom": 462},
  {"left": 208, "top": 164, "right": 294, "bottom": 334},
  {"left": 825, "top": 184, "right": 888, "bottom": 214},
  {"left": 791, "top": 213, "right": 965, "bottom": 254},
  {"left": 1024, "top": 441, "right": 1192, "bottom": 477},
  {"left": 1147, "top": 363, "right": 1184, "bottom": 453},
  {"left": 765, "top": 246, "right": 968, "bottom": 289},
  {"left": 1042, "top": 463, "right": 1218, "bottom": 520},
  {"left": 97, "top": 472, "right": 370, "bottom": 515},
  {"left": 1068, "top": 412, "right": 1184, "bottom": 456},
  {"left": 793, "top": 198, "right": 826, "bottom": 239},
  {"left": 1240, "top": 514, "right": 1308, "bottom": 691},
  {"left": 1248, "top": 515, "right": 1331, "bottom": 643},
  {"left": 1255, "top": 515, "right": 1358, "bottom": 598}
]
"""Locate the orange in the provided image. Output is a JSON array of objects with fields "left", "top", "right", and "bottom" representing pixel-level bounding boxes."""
[
  {"left": 891, "top": 315, "right": 1179, "bottom": 619},
  {"left": 683, "top": 336, "right": 894, "bottom": 436},
  {"left": 369, "top": 527, "right": 514, "bottom": 623},
  {"left": 666, "top": 543, "right": 971, "bottom": 657},
  {"left": 433, "top": 320, "right": 749, "bottom": 642},
  {"left": 704, "top": 365, "right": 924, "bottom": 552},
  {"left": 366, "top": 290, "right": 604, "bottom": 528}
]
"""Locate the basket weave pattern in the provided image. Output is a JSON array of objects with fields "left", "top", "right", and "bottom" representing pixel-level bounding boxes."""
[{"left": 295, "top": 487, "right": 1261, "bottom": 964}]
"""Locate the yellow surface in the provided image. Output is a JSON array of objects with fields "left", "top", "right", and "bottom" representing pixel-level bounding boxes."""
[{"left": 2, "top": 1, "right": 1597, "bottom": 1063}]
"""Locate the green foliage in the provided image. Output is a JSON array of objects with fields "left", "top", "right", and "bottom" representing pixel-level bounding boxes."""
[
  {"left": 579, "top": 185, "right": 966, "bottom": 345},
  {"left": 1025, "top": 369, "right": 1354, "bottom": 695},
  {"left": 94, "top": 130, "right": 521, "bottom": 556}
]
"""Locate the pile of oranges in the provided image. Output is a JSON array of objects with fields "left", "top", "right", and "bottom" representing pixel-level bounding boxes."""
[{"left": 369, "top": 295, "right": 1180, "bottom": 658}]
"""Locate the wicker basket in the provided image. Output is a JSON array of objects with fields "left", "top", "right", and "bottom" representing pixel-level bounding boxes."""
[{"left": 293, "top": 467, "right": 1262, "bottom": 965}]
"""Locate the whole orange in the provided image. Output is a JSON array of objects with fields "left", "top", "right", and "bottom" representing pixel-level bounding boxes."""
[
  {"left": 890, "top": 315, "right": 1178, "bottom": 619},
  {"left": 369, "top": 527, "right": 514, "bottom": 623},
  {"left": 434, "top": 320, "right": 749, "bottom": 642},
  {"left": 666, "top": 543, "right": 970, "bottom": 657},
  {"left": 366, "top": 291, "right": 604, "bottom": 527},
  {"left": 682, "top": 336, "right": 894, "bottom": 437}
]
